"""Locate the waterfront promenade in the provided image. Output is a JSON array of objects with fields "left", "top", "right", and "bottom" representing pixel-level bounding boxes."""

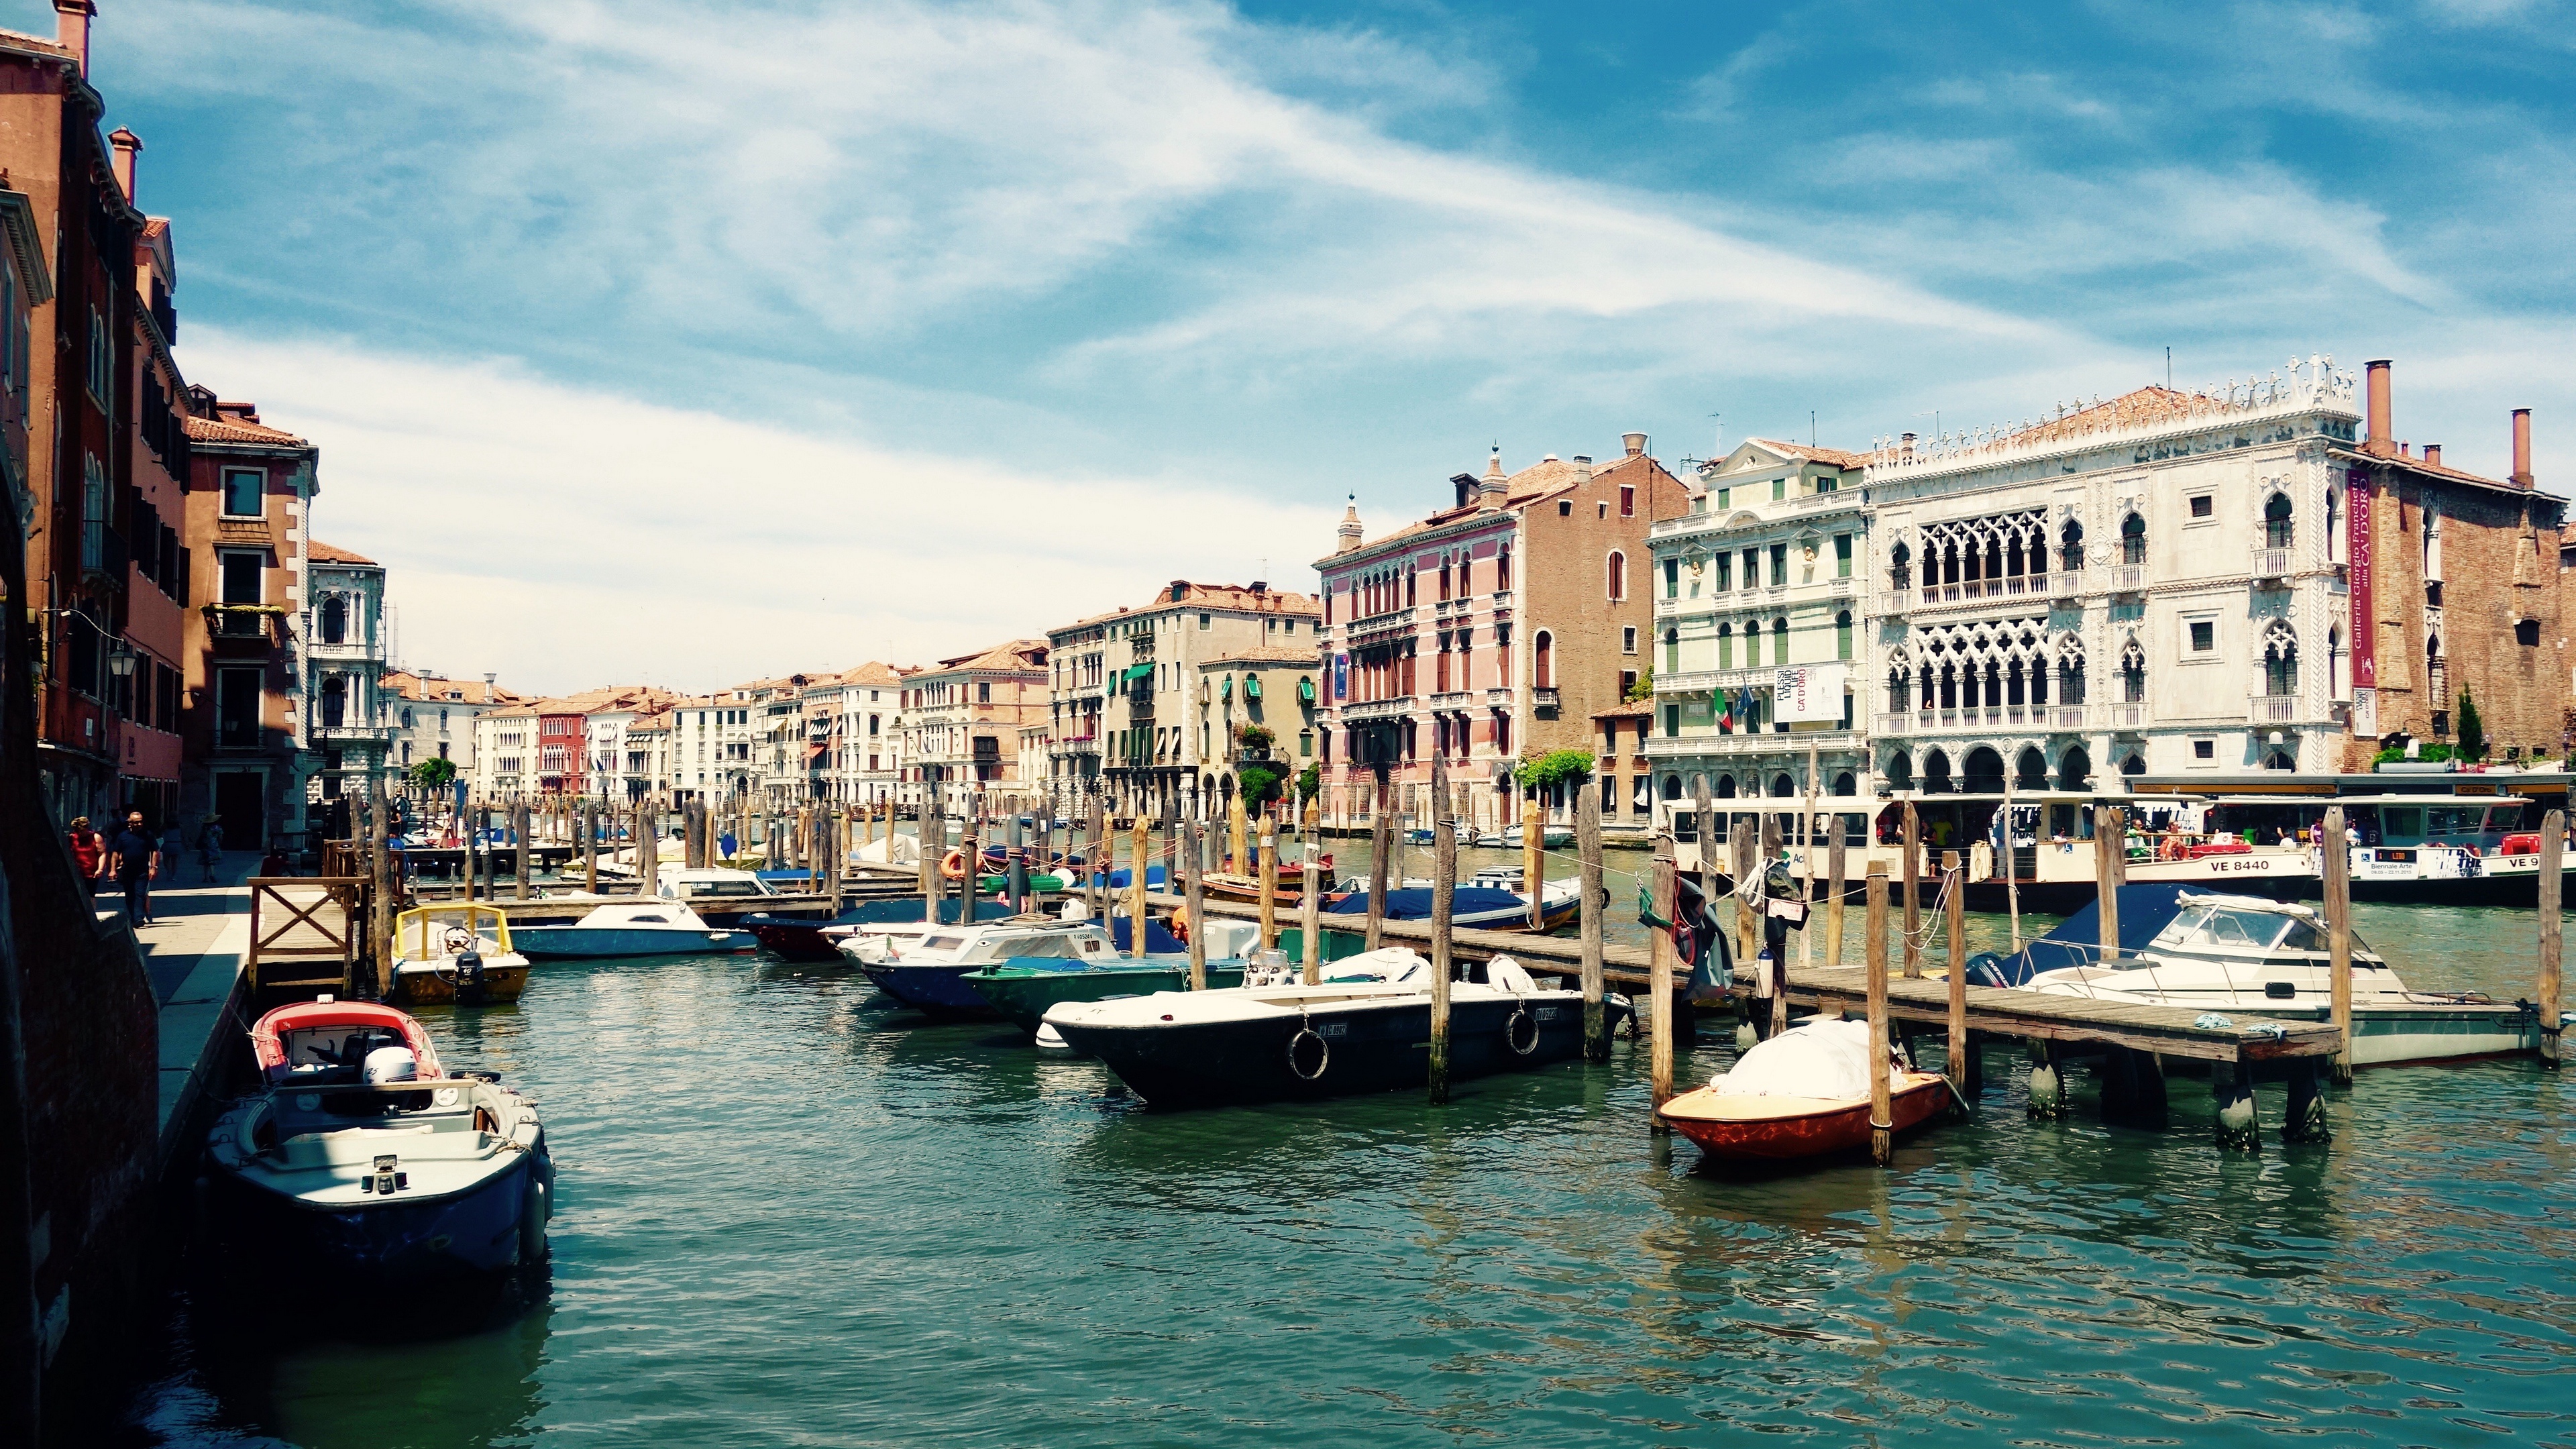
[{"left": 132, "top": 854, "right": 257, "bottom": 1171}]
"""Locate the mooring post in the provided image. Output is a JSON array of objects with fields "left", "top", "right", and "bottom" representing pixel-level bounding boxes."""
[
  {"left": 639, "top": 802, "right": 659, "bottom": 900},
  {"left": 2216, "top": 1056, "right": 2262, "bottom": 1152},
  {"left": 1731, "top": 818, "right": 1756, "bottom": 1000},
  {"left": 368, "top": 783, "right": 392, "bottom": 999},
  {"left": 2325, "top": 804, "right": 2354, "bottom": 1087},
  {"left": 1007, "top": 810, "right": 1027, "bottom": 914},
  {"left": 1366, "top": 775, "right": 1391, "bottom": 951},
  {"left": 926, "top": 782, "right": 947, "bottom": 924},
  {"left": 1826, "top": 816, "right": 1849, "bottom": 966},
  {"left": 2542, "top": 809, "right": 2565, "bottom": 1071},
  {"left": 1943, "top": 849, "right": 1971, "bottom": 1109},
  {"left": 1578, "top": 788, "right": 1607, "bottom": 1062},
  {"left": 1650, "top": 839, "right": 1678, "bottom": 1124},
  {"left": 1866, "top": 862, "right": 1892, "bottom": 1166},
  {"left": 1428, "top": 756, "right": 1454, "bottom": 1105},
  {"left": 2094, "top": 804, "right": 2123, "bottom": 965},
  {"left": 1258, "top": 812, "right": 1280, "bottom": 951},
  {"left": 584, "top": 801, "right": 598, "bottom": 895},
  {"left": 1801, "top": 741, "right": 1819, "bottom": 971},
  {"left": 1901, "top": 800, "right": 1921, "bottom": 979},
  {"left": 1523, "top": 797, "right": 1544, "bottom": 930},
  {"left": 1229, "top": 790, "right": 1248, "bottom": 879},
  {"left": 1128, "top": 815, "right": 1149, "bottom": 958},
  {"left": 1183, "top": 818, "right": 1207, "bottom": 989},
  {"left": 1301, "top": 796, "right": 1323, "bottom": 985},
  {"left": 1761, "top": 812, "right": 1786, "bottom": 1038},
  {"left": 513, "top": 801, "right": 532, "bottom": 900}
]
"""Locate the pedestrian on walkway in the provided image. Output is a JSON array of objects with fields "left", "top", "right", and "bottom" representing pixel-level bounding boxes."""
[
  {"left": 109, "top": 810, "right": 158, "bottom": 925},
  {"left": 199, "top": 817, "right": 225, "bottom": 882},
  {"left": 66, "top": 816, "right": 105, "bottom": 898}
]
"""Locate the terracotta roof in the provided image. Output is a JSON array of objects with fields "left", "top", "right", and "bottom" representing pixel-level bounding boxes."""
[
  {"left": 928, "top": 638, "right": 1050, "bottom": 673},
  {"left": 1343, "top": 450, "right": 1669, "bottom": 556},
  {"left": 1741, "top": 439, "right": 1869, "bottom": 471},
  {"left": 305, "top": 539, "right": 376, "bottom": 566},
  {"left": 382, "top": 671, "right": 520, "bottom": 705},
  {"left": 1060, "top": 584, "right": 1318, "bottom": 633},
  {"left": 2349, "top": 445, "right": 2555, "bottom": 501},
  {"left": 182, "top": 409, "right": 310, "bottom": 447},
  {"left": 626, "top": 714, "right": 672, "bottom": 734},
  {"left": 1589, "top": 700, "right": 1655, "bottom": 720}
]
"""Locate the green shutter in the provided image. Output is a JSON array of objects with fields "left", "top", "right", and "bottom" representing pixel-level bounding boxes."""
[
  {"left": 1297, "top": 678, "right": 1315, "bottom": 703},
  {"left": 1244, "top": 677, "right": 1262, "bottom": 700},
  {"left": 1220, "top": 676, "right": 1232, "bottom": 700}
]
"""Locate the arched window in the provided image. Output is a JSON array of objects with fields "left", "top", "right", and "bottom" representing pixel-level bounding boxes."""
[
  {"left": 2059, "top": 519, "right": 2084, "bottom": 572},
  {"left": 2329, "top": 626, "right": 2347, "bottom": 700},
  {"left": 1662, "top": 774, "right": 1682, "bottom": 802},
  {"left": 1835, "top": 610, "right": 1854, "bottom": 661},
  {"left": 1718, "top": 623, "right": 1734, "bottom": 669},
  {"left": 2264, "top": 492, "right": 2294, "bottom": 548},
  {"left": 1745, "top": 621, "right": 1762, "bottom": 668},
  {"left": 2058, "top": 638, "right": 2088, "bottom": 705},
  {"left": 321, "top": 595, "right": 347, "bottom": 645},
  {"left": 1497, "top": 546, "right": 1511, "bottom": 591},
  {"left": 1889, "top": 541, "right": 1913, "bottom": 591},
  {"left": 1772, "top": 616, "right": 1790, "bottom": 665},
  {"left": 1663, "top": 628, "right": 1680, "bottom": 675},
  {"left": 321, "top": 674, "right": 347, "bottom": 727},
  {"left": 2123, "top": 753, "right": 2149, "bottom": 777},
  {"left": 1885, "top": 750, "right": 1914, "bottom": 791},
  {"left": 1607, "top": 551, "right": 1627, "bottom": 601},
  {"left": 2015, "top": 747, "right": 2049, "bottom": 790},
  {"left": 1534, "top": 631, "right": 1554, "bottom": 688},
  {"left": 2058, "top": 743, "right": 2092, "bottom": 791},
  {"left": 2326, "top": 487, "right": 2345, "bottom": 564},
  {"left": 2121, "top": 637, "right": 2147, "bottom": 703},
  {"left": 2263, "top": 622, "right": 2299, "bottom": 697},
  {"left": 1439, "top": 554, "right": 1452, "bottom": 601},
  {"left": 1715, "top": 774, "right": 1737, "bottom": 799},
  {"left": 2120, "top": 513, "right": 2146, "bottom": 566},
  {"left": 1923, "top": 748, "right": 1953, "bottom": 792}
]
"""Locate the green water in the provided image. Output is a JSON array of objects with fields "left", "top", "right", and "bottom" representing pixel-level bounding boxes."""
[{"left": 120, "top": 903, "right": 2574, "bottom": 1446}]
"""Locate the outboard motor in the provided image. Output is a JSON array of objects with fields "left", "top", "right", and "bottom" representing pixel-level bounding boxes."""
[
  {"left": 362, "top": 1045, "right": 419, "bottom": 1086},
  {"left": 455, "top": 951, "right": 487, "bottom": 1002}
]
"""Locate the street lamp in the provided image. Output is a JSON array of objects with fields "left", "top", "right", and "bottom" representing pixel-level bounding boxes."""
[{"left": 107, "top": 643, "right": 136, "bottom": 682}]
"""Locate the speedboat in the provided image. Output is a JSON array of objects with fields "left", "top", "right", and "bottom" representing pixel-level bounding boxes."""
[
  {"left": 656, "top": 865, "right": 782, "bottom": 902},
  {"left": 511, "top": 900, "right": 755, "bottom": 959},
  {"left": 847, "top": 916, "right": 1187, "bottom": 1018},
  {"left": 740, "top": 898, "right": 1012, "bottom": 962},
  {"left": 1501, "top": 823, "right": 1574, "bottom": 849},
  {"left": 1971, "top": 885, "right": 2570, "bottom": 1066},
  {"left": 1323, "top": 878, "right": 1583, "bottom": 933},
  {"left": 1657, "top": 1018, "right": 1951, "bottom": 1163},
  {"left": 1044, "top": 951, "right": 1625, "bottom": 1108},
  {"left": 388, "top": 904, "right": 531, "bottom": 1005},
  {"left": 205, "top": 1000, "right": 551, "bottom": 1280}
]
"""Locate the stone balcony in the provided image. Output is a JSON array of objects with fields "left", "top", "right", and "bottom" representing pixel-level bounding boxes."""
[
  {"left": 1874, "top": 704, "right": 2090, "bottom": 737},
  {"left": 1338, "top": 696, "right": 1415, "bottom": 723},
  {"left": 1644, "top": 727, "right": 1854, "bottom": 759}
]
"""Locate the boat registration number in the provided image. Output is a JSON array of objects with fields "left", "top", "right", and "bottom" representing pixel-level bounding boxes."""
[
  {"left": 1318, "top": 1024, "right": 1347, "bottom": 1038},
  {"left": 1534, "top": 1008, "right": 1560, "bottom": 1021}
]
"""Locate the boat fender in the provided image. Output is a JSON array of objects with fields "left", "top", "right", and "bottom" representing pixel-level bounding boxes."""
[
  {"left": 1503, "top": 1005, "right": 1540, "bottom": 1057},
  {"left": 1286, "top": 1018, "right": 1330, "bottom": 1081}
]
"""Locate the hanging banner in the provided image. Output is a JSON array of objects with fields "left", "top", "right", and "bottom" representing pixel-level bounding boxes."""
[
  {"left": 2347, "top": 467, "right": 2374, "bottom": 694},
  {"left": 1774, "top": 663, "right": 1848, "bottom": 724},
  {"left": 1333, "top": 652, "right": 1350, "bottom": 701}
]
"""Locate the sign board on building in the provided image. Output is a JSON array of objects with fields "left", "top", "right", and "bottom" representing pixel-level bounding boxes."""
[
  {"left": 1333, "top": 653, "right": 1349, "bottom": 701},
  {"left": 2347, "top": 466, "right": 2374, "bottom": 698},
  {"left": 1773, "top": 663, "right": 1847, "bottom": 724}
]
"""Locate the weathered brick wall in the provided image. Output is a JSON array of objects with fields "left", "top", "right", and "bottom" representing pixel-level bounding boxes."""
[
  {"left": 1521, "top": 453, "right": 1690, "bottom": 760},
  {"left": 2336, "top": 463, "right": 2568, "bottom": 769}
]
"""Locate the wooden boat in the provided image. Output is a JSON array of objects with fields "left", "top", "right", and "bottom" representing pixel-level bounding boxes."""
[
  {"left": 205, "top": 1000, "right": 552, "bottom": 1280},
  {"left": 388, "top": 904, "right": 530, "bottom": 1005},
  {"left": 1199, "top": 871, "right": 1313, "bottom": 906},
  {"left": 1657, "top": 1072, "right": 1951, "bottom": 1161}
]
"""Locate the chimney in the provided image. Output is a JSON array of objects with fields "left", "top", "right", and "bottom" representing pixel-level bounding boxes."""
[
  {"left": 1900, "top": 431, "right": 1917, "bottom": 462},
  {"left": 1477, "top": 449, "right": 1505, "bottom": 512},
  {"left": 2512, "top": 408, "right": 2534, "bottom": 489},
  {"left": 1250, "top": 580, "right": 1267, "bottom": 596},
  {"left": 55, "top": 0, "right": 91, "bottom": 78},
  {"left": 2364, "top": 359, "right": 2394, "bottom": 456},
  {"left": 1336, "top": 496, "right": 1364, "bottom": 554},
  {"left": 1623, "top": 432, "right": 1647, "bottom": 458},
  {"left": 2422, "top": 443, "right": 2441, "bottom": 468},
  {"left": 107, "top": 127, "right": 139, "bottom": 205}
]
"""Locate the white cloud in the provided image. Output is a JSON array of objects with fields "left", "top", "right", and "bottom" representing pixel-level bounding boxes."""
[{"left": 179, "top": 329, "right": 1316, "bottom": 694}]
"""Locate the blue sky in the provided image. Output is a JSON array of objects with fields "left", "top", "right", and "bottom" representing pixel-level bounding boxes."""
[{"left": 28, "top": 0, "right": 2574, "bottom": 691}]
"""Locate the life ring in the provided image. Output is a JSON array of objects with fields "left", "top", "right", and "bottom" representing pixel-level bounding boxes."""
[
  {"left": 1504, "top": 1005, "right": 1540, "bottom": 1057},
  {"left": 1169, "top": 914, "right": 1189, "bottom": 945},
  {"left": 1286, "top": 1024, "right": 1329, "bottom": 1081},
  {"left": 941, "top": 848, "right": 967, "bottom": 880}
]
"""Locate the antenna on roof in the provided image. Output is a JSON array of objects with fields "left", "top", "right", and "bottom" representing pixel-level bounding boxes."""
[{"left": 1707, "top": 411, "right": 1722, "bottom": 458}]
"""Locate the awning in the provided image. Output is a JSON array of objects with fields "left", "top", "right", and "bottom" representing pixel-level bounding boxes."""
[
  {"left": 1122, "top": 664, "right": 1154, "bottom": 684},
  {"left": 1297, "top": 678, "right": 1315, "bottom": 703},
  {"left": 1243, "top": 677, "right": 1263, "bottom": 700},
  {"left": 1220, "top": 677, "right": 1232, "bottom": 700}
]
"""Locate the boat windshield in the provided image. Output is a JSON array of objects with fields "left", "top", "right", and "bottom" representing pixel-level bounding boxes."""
[
  {"left": 920, "top": 932, "right": 967, "bottom": 953},
  {"left": 2161, "top": 904, "right": 2291, "bottom": 953}
]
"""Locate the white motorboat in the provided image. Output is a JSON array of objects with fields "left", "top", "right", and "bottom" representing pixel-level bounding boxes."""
[
  {"left": 512, "top": 900, "right": 756, "bottom": 959},
  {"left": 1981, "top": 886, "right": 2567, "bottom": 1066}
]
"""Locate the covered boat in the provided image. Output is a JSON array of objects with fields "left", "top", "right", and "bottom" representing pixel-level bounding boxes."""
[
  {"left": 741, "top": 898, "right": 1013, "bottom": 962},
  {"left": 1044, "top": 951, "right": 1622, "bottom": 1108},
  {"left": 511, "top": 900, "right": 755, "bottom": 959},
  {"left": 1324, "top": 879, "right": 1582, "bottom": 933},
  {"left": 851, "top": 916, "right": 1187, "bottom": 1018},
  {"left": 205, "top": 1000, "right": 551, "bottom": 1281},
  {"left": 388, "top": 904, "right": 530, "bottom": 1005},
  {"left": 1656, "top": 1018, "right": 1950, "bottom": 1162},
  {"left": 1970, "top": 885, "right": 2569, "bottom": 1065},
  {"left": 963, "top": 923, "right": 1263, "bottom": 1036}
]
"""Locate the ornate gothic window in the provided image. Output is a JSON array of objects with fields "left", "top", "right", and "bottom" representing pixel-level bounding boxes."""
[{"left": 2263, "top": 622, "right": 2299, "bottom": 697}]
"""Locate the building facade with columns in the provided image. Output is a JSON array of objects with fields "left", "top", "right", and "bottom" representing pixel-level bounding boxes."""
[
  {"left": 1645, "top": 438, "right": 1870, "bottom": 822},
  {"left": 1312, "top": 433, "right": 1690, "bottom": 832},
  {"left": 299, "top": 540, "right": 390, "bottom": 814}
]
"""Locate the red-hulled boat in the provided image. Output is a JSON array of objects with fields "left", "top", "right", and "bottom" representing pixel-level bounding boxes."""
[{"left": 1656, "top": 1071, "right": 1950, "bottom": 1161}]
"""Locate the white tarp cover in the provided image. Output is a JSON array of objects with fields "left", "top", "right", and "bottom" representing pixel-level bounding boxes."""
[
  {"left": 1710, "top": 1018, "right": 1900, "bottom": 1099},
  {"left": 1326, "top": 947, "right": 1428, "bottom": 983},
  {"left": 855, "top": 834, "right": 920, "bottom": 865}
]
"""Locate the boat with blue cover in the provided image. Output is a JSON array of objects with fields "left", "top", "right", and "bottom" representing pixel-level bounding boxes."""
[
  {"left": 1325, "top": 880, "right": 1584, "bottom": 933},
  {"left": 205, "top": 1000, "right": 551, "bottom": 1281},
  {"left": 849, "top": 916, "right": 1187, "bottom": 1018}
]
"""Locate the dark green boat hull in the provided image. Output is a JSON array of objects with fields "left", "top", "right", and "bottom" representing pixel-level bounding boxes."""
[{"left": 966, "top": 963, "right": 1248, "bottom": 1036}]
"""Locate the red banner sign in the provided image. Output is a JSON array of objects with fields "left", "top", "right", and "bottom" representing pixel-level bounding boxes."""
[{"left": 2347, "top": 466, "right": 2374, "bottom": 691}]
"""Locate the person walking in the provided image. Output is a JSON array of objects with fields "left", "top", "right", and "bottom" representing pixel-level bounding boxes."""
[
  {"left": 109, "top": 810, "right": 159, "bottom": 925},
  {"left": 66, "top": 816, "right": 105, "bottom": 899},
  {"left": 199, "top": 817, "right": 226, "bottom": 882}
]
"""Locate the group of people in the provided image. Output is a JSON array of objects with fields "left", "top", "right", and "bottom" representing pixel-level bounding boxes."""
[{"left": 64, "top": 813, "right": 226, "bottom": 926}]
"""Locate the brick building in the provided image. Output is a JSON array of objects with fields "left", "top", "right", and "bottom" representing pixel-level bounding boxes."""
[
  {"left": 1312, "top": 435, "right": 1690, "bottom": 831},
  {"left": 901, "top": 639, "right": 1048, "bottom": 798}
]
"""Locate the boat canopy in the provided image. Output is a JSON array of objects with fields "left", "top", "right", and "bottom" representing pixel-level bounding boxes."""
[
  {"left": 249, "top": 1000, "right": 443, "bottom": 1082},
  {"left": 1325, "top": 886, "right": 1527, "bottom": 920},
  {"left": 1967, "top": 884, "right": 2233, "bottom": 987}
]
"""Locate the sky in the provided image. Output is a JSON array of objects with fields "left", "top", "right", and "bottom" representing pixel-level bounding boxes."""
[{"left": 25, "top": 0, "right": 2575, "bottom": 693}]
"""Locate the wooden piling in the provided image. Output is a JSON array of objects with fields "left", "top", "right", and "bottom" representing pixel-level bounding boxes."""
[
  {"left": 1692, "top": 774, "right": 1714, "bottom": 946},
  {"left": 513, "top": 802, "right": 532, "bottom": 900},
  {"left": 368, "top": 782, "right": 392, "bottom": 998},
  {"left": 1577, "top": 788, "right": 1607, "bottom": 1062},
  {"left": 1901, "top": 800, "right": 1921, "bottom": 979},
  {"left": 1128, "top": 816, "right": 1149, "bottom": 957},
  {"left": 1730, "top": 818, "right": 1754, "bottom": 976},
  {"left": 1183, "top": 818, "right": 1207, "bottom": 989},
  {"left": 1761, "top": 813, "right": 1786, "bottom": 1037},
  {"left": 1801, "top": 741, "right": 1819, "bottom": 971},
  {"left": 1428, "top": 757, "right": 1454, "bottom": 1105},
  {"left": 639, "top": 802, "right": 659, "bottom": 899},
  {"left": 2324, "top": 804, "right": 2354, "bottom": 1085},
  {"left": 1229, "top": 790, "right": 1247, "bottom": 878},
  {"left": 584, "top": 801, "right": 598, "bottom": 894},
  {"left": 2543, "top": 810, "right": 2565, "bottom": 1071},
  {"left": 1866, "top": 862, "right": 1891, "bottom": 1166},
  {"left": 1258, "top": 813, "right": 1279, "bottom": 951},
  {"left": 1523, "top": 798, "right": 1544, "bottom": 930},
  {"left": 2093, "top": 804, "right": 2122, "bottom": 967},
  {"left": 1301, "top": 796, "right": 1323, "bottom": 985},
  {"left": 1825, "top": 816, "right": 1848, "bottom": 966},
  {"left": 1366, "top": 777, "right": 1391, "bottom": 951},
  {"left": 1944, "top": 848, "right": 1970, "bottom": 1108},
  {"left": 1649, "top": 839, "right": 1677, "bottom": 1122}
]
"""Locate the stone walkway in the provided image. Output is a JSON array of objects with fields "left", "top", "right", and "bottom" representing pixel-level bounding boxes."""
[{"left": 133, "top": 852, "right": 258, "bottom": 1168}]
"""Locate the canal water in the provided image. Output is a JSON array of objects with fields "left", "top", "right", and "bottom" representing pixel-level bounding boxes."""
[{"left": 119, "top": 900, "right": 2571, "bottom": 1446}]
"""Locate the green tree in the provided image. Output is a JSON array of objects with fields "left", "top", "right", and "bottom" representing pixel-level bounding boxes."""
[
  {"left": 1294, "top": 763, "right": 1320, "bottom": 800},
  {"left": 1237, "top": 763, "right": 1284, "bottom": 808},
  {"left": 411, "top": 757, "right": 458, "bottom": 792},
  {"left": 1625, "top": 667, "right": 1654, "bottom": 702},
  {"left": 1513, "top": 748, "right": 1595, "bottom": 794},
  {"left": 2456, "top": 688, "right": 2486, "bottom": 759}
]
